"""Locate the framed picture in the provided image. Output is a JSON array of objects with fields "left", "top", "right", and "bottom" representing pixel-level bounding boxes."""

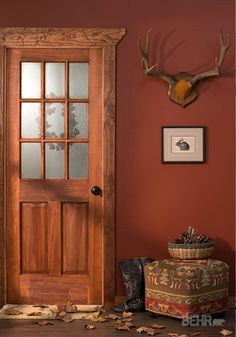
[{"left": 162, "top": 126, "right": 206, "bottom": 163}]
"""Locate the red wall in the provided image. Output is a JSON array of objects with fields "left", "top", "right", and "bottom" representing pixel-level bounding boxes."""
[{"left": 0, "top": 0, "right": 235, "bottom": 296}]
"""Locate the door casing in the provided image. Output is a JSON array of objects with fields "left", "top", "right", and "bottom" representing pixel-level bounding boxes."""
[{"left": 0, "top": 27, "right": 126, "bottom": 307}]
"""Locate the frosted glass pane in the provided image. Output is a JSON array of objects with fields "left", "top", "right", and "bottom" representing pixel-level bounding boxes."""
[
  {"left": 69, "top": 103, "right": 88, "bottom": 139},
  {"left": 69, "top": 63, "right": 88, "bottom": 98},
  {"left": 21, "top": 62, "right": 41, "bottom": 99},
  {"left": 45, "top": 63, "right": 65, "bottom": 98},
  {"left": 21, "top": 103, "right": 41, "bottom": 138},
  {"left": 45, "top": 143, "right": 64, "bottom": 178},
  {"left": 69, "top": 143, "right": 88, "bottom": 179},
  {"left": 45, "top": 103, "right": 64, "bottom": 139},
  {"left": 21, "top": 143, "right": 41, "bottom": 178}
]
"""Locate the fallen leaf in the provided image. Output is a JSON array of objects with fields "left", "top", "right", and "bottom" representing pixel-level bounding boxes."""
[
  {"left": 57, "top": 305, "right": 64, "bottom": 312},
  {"left": 96, "top": 306, "right": 106, "bottom": 314},
  {"left": 122, "top": 317, "right": 133, "bottom": 322},
  {"left": 115, "top": 325, "right": 131, "bottom": 331},
  {"left": 36, "top": 320, "right": 54, "bottom": 326},
  {"left": 105, "top": 313, "right": 121, "bottom": 320},
  {"left": 120, "top": 321, "right": 135, "bottom": 328},
  {"left": 113, "top": 319, "right": 123, "bottom": 325},
  {"left": 147, "top": 328, "right": 160, "bottom": 336},
  {"left": 220, "top": 329, "right": 233, "bottom": 336},
  {"left": 122, "top": 311, "right": 133, "bottom": 318},
  {"left": 151, "top": 324, "right": 166, "bottom": 329},
  {"left": 90, "top": 316, "right": 107, "bottom": 323},
  {"left": 85, "top": 324, "right": 95, "bottom": 330},
  {"left": 58, "top": 310, "right": 67, "bottom": 317},
  {"left": 4, "top": 310, "right": 23, "bottom": 315},
  {"left": 168, "top": 334, "right": 179, "bottom": 337},
  {"left": 65, "top": 301, "right": 77, "bottom": 313},
  {"left": 59, "top": 314, "right": 74, "bottom": 323},
  {"left": 32, "top": 304, "right": 49, "bottom": 308},
  {"left": 27, "top": 312, "right": 43, "bottom": 316},
  {"left": 137, "top": 326, "right": 149, "bottom": 334},
  {"left": 191, "top": 333, "right": 201, "bottom": 336},
  {"left": 178, "top": 335, "right": 188, "bottom": 337}
]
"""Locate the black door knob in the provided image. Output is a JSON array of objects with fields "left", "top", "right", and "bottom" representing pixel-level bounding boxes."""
[{"left": 91, "top": 186, "right": 101, "bottom": 196}]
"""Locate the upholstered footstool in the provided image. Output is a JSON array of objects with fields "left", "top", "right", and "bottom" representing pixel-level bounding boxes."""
[{"left": 144, "top": 259, "right": 229, "bottom": 318}]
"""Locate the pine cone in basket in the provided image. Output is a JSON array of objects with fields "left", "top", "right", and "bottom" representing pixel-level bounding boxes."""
[{"left": 173, "top": 226, "right": 212, "bottom": 244}]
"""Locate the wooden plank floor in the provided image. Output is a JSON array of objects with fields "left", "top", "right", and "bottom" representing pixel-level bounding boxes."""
[{"left": 0, "top": 309, "right": 234, "bottom": 337}]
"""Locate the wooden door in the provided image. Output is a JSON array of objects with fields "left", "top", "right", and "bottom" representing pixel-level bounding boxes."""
[{"left": 6, "top": 47, "right": 104, "bottom": 304}]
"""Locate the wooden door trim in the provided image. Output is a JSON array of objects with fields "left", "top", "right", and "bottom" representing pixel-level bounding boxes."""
[{"left": 0, "top": 27, "right": 126, "bottom": 306}]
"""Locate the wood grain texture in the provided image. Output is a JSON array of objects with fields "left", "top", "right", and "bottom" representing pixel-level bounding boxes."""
[
  {"left": 88, "top": 48, "right": 103, "bottom": 304},
  {"left": 19, "top": 274, "right": 90, "bottom": 304},
  {"left": 0, "top": 310, "right": 234, "bottom": 337},
  {"left": 103, "top": 46, "right": 116, "bottom": 307},
  {"left": 47, "top": 202, "right": 61, "bottom": 276},
  {"left": 62, "top": 203, "right": 88, "bottom": 274},
  {"left": 21, "top": 203, "right": 47, "bottom": 274},
  {"left": 0, "top": 46, "right": 6, "bottom": 305},
  {"left": 0, "top": 27, "right": 126, "bottom": 306},
  {"left": 6, "top": 48, "right": 21, "bottom": 304},
  {"left": 0, "top": 28, "right": 126, "bottom": 47}
]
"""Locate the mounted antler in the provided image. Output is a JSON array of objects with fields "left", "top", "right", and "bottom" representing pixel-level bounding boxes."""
[
  {"left": 190, "top": 27, "right": 230, "bottom": 84},
  {"left": 138, "top": 29, "right": 175, "bottom": 85},
  {"left": 138, "top": 28, "right": 230, "bottom": 107}
]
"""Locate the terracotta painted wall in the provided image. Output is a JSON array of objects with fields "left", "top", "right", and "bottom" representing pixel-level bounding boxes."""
[{"left": 0, "top": 0, "right": 235, "bottom": 296}]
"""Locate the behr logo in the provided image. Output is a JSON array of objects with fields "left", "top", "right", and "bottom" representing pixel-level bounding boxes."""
[{"left": 182, "top": 315, "right": 225, "bottom": 326}]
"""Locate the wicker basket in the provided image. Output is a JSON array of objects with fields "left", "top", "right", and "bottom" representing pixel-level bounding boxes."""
[{"left": 168, "top": 241, "right": 214, "bottom": 260}]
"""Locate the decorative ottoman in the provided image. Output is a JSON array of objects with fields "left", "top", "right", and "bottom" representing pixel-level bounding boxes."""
[{"left": 144, "top": 259, "right": 229, "bottom": 318}]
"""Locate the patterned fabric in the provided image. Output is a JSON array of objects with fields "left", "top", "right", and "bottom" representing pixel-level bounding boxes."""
[{"left": 144, "top": 259, "right": 229, "bottom": 318}]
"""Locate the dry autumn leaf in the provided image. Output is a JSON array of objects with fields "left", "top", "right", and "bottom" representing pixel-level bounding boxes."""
[
  {"left": 65, "top": 301, "right": 77, "bottom": 313},
  {"left": 115, "top": 325, "right": 131, "bottom": 331},
  {"left": 105, "top": 313, "right": 121, "bottom": 320},
  {"left": 90, "top": 316, "right": 107, "bottom": 323},
  {"left": 122, "top": 317, "right": 133, "bottom": 322},
  {"left": 27, "top": 312, "right": 43, "bottom": 316},
  {"left": 58, "top": 310, "right": 67, "bottom": 317},
  {"left": 147, "top": 328, "right": 160, "bottom": 336},
  {"left": 36, "top": 320, "right": 54, "bottom": 326},
  {"left": 96, "top": 307, "right": 106, "bottom": 315},
  {"left": 32, "top": 304, "right": 48, "bottom": 308},
  {"left": 85, "top": 324, "right": 95, "bottom": 330},
  {"left": 191, "top": 333, "right": 201, "bottom": 336},
  {"left": 4, "top": 310, "right": 23, "bottom": 315},
  {"left": 113, "top": 319, "right": 123, "bottom": 325},
  {"left": 151, "top": 324, "right": 166, "bottom": 329},
  {"left": 168, "top": 334, "right": 179, "bottom": 337},
  {"left": 59, "top": 313, "right": 74, "bottom": 323},
  {"left": 122, "top": 311, "right": 133, "bottom": 318},
  {"left": 220, "top": 329, "right": 233, "bottom": 336},
  {"left": 137, "top": 326, "right": 149, "bottom": 334},
  {"left": 178, "top": 335, "right": 188, "bottom": 337},
  {"left": 122, "top": 322, "right": 135, "bottom": 328}
]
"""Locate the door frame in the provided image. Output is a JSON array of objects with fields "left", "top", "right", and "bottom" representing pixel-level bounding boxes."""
[{"left": 0, "top": 27, "right": 126, "bottom": 306}]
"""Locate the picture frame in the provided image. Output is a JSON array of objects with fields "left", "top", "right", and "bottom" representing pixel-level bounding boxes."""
[{"left": 162, "top": 126, "right": 206, "bottom": 163}]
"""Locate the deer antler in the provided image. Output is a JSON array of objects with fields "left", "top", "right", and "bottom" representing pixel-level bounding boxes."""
[
  {"left": 190, "top": 27, "right": 230, "bottom": 84},
  {"left": 138, "top": 29, "right": 175, "bottom": 85}
]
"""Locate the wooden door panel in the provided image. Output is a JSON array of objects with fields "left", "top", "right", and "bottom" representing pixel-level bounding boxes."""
[
  {"left": 19, "top": 274, "right": 90, "bottom": 303},
  {"left": 20, "top": 180, "right": 89, "bottom": 201},
  {"left": 21, "top": 203, "right": 47, "bottom": 274},
  {"left": 62, "top": 203, "right": 88, "bottom": 274},
  {"left": 47, "top": 202, "right": 61, "bottom": 276},
  {"left": 6, "top": 47, "right": 103, "bottom": 304}
]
